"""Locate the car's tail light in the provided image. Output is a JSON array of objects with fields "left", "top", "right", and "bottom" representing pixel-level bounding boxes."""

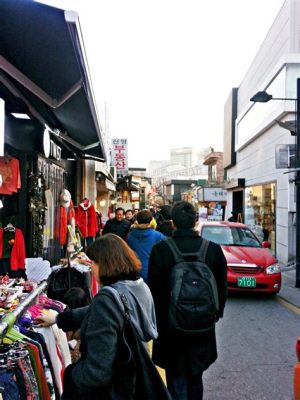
[{"left": 296, "top": 338, "right": 300, "bottom": 361}]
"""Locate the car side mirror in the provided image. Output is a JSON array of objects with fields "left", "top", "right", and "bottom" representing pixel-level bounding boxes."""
[{"left": 261, "top": 241, "right": 271, "bottom": 248}]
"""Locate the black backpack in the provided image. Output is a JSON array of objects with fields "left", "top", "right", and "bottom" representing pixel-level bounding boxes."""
[{"left": 165, "top": 237, "right": 219, "bottom": 335}]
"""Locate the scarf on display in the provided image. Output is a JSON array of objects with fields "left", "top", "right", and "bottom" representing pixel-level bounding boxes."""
[{"left": 59, "top": 200, "right": 75, "bottom": 246}]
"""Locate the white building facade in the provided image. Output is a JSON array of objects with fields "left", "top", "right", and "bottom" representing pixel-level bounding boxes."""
[
  {"left": 224, "top": 0, "right": 300, "bottom": 264},
  {"left": 149, "top": 147, "right": 209, "bottom": 190},
  {"left": 170, "top": 147, "right": 210, "bottom": 168}
]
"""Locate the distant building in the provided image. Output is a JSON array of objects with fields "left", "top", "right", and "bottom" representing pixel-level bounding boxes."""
[
  {"left": 203, "top": 151, "right": 224, "bottom": 184},
  {"left": 128, "top": 167, "right": 148, "bottom": 178},
  {"left": 149, "top": 146, "right": 210, "bottom": 190},
  {"left": 170, "top": 147, "right": 210, "bottom": 168},
  {"left": 163, "top": 179, "right": 198, "bottom": 204},
  {"left": 115, "top": 169, "right": 152, "bottom": 210},
  {"left": 148, "top": 160, "right": 169, "bottom": 176}
]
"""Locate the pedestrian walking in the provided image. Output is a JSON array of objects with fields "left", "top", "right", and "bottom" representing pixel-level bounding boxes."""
[
  {"left": 127, "top": 209, "right": 165, "bottom": 282},
  {"left": 102, "top": 207, "right": 130, "bottom": 240},
  {"left": 148, "top": 201, "right": 228, "bottom": 400},
  {"left": 125, "top": 209, "right": 135, "bottom": 225},
  {"left": 35, "top": 234, "right": 169, "bottom": 399},
  {"left": 156, "top": 205, "right": 174, "bottom": 237}
]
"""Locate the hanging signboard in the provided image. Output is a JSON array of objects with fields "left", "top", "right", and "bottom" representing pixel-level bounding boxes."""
[
  {"left": 198, "top": 187, "right": 227, "bottom": 202},
  {"left": 111, "top": 138, "right": 128, "bottom": 176}
]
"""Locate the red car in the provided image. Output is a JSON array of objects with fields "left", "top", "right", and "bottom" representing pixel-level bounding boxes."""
[{"left": 198, "top": 221, "right": 281, "bottom": 294}]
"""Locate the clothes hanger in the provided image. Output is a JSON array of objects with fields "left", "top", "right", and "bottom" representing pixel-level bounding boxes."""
[
  {"left": 5, "top": 327, "right": 26, "bottom": 342},
  {"left": 0, "top": 313, "right": 26, "bottom": 343},
  {"left": 0, "top": 337, "right": 13, "bottom": 345},
  {"left": 69, "top": 246, "right": 84, "bottom": 260},
  {"left": 4, "top": 223, "right": 15, "bottom": 232}
]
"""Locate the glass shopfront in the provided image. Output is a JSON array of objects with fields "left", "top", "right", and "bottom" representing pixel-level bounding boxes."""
[{"left": 244, "top": 183, "right": 276, "bottom": 253}]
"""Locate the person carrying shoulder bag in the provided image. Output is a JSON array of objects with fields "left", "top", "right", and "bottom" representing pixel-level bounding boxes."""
[{"left": 36, "top": 233, "right": 170, "bottom": 400}]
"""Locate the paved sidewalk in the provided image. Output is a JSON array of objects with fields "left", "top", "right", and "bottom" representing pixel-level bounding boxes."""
[{"left": 277, "top": 263, "right": 300, "bottom": 308}]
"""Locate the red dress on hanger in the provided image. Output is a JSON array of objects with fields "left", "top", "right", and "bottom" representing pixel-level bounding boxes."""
[{"left": 75, "top": 200, "right": 98, "bottom": 238}]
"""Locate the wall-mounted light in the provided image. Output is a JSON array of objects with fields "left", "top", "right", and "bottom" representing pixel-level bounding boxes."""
[{"left": 99, "top": 199, "right": 106, "bottom": 207}]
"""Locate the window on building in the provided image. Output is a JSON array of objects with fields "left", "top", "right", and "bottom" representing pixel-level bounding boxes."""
[{"left": 211, "top": 165, "right": 217, "bottom": 182}]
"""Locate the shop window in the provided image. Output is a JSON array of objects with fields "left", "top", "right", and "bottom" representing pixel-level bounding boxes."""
[{"left": 244, "top": 183, "right": 276, "bottom": 254}]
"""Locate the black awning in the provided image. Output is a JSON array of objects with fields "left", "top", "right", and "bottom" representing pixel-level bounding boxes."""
[{"left": 0, "top": 0, "right": 106, "bottom": 160}]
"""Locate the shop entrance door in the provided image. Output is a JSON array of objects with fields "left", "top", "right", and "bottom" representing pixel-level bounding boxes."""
[{"left": 232, "top": 190, "right": 244, "bottom": 221}]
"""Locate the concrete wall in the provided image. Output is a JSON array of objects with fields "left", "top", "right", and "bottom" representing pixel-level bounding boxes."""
[{"left": 238, "top": 0, "right": 300, "bottom": 115}]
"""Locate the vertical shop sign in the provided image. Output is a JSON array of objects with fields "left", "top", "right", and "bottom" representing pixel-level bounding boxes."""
[{"left": 111, "top": 138, "right": 128, "bottom": 176}]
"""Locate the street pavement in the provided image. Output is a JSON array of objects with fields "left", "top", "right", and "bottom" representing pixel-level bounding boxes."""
[{"left": 278, "top": 262, "right": 300, "bottom": 309}]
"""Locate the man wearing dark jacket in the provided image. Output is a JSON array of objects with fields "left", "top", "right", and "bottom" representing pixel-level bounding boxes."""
[
  {"left": 148, "top": 201, "right": 227, "bottom": 400},
  {"left": 156, "top": 205, "right": 174, "bottom": 237},
  {"left": 102, "top": 207, "right": 130, "bottom": 241}
]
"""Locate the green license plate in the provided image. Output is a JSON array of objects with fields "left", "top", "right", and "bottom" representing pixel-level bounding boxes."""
[{"left": 237, "top": 277, "right": 256, "bottom": 288}]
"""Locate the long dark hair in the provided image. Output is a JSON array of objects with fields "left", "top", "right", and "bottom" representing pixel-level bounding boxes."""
[{"left": 86, "top": 233, "right": 141, "bottom": 285}]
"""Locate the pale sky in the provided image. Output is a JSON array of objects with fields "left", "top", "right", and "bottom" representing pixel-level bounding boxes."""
[{"left": 40, "top": 0, "right": 285, "bottom": 168}]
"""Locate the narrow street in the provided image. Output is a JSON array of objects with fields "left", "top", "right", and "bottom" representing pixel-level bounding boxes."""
[{"left": 203, "top": 293, "right": 299, "bottom": 400}]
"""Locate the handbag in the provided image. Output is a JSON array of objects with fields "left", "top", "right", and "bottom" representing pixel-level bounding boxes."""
[{"left": 119, "top": 293, "right": 171, "bottom": 400}]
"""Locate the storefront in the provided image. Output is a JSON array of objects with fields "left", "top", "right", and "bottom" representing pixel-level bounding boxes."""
[
  {"left": 244, "top": 183, "right": 276, "bottom": 253},
  {"left": 196, "top": 186, "right": 227, "bottom": 221},
  {"left": 0, "top": 0, "right": 107, "bottom": 267},
  {"left": 0, "top": 5, "right": 105, "bottom": 393},
  {"left": 2, "top": 115, "right": 77, "bottom": 265}
]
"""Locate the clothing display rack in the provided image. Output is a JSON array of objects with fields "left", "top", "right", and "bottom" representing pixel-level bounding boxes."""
[{"left": 0, "top": 280, "right": 47, "bottom": 338}]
